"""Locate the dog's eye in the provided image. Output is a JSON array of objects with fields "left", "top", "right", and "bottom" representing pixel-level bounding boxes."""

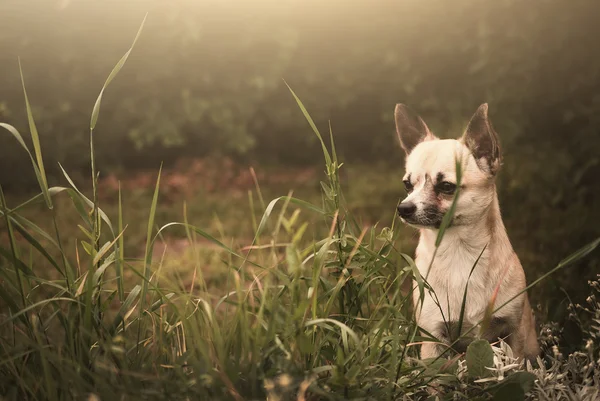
[
  {"left": 436, "top": 181, "right": 456, "bottom": 195},
  {"left": 403, "top": 180, "right": 413, "bottom": 193}
]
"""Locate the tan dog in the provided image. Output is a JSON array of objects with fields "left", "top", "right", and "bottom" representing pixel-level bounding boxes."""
[{"left": 394, "top": 103, "right": 538, "bottom": 360}]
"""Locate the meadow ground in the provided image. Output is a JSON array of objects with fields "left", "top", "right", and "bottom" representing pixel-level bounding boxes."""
[
  {"left": 1, "top": 151, "right": 599, "bottom": 400},
  {"left": 0, "top": 23, "right": 598, "bottom": 397}
]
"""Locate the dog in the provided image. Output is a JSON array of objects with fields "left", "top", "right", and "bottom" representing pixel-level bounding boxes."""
[{"left": 394, "top": 103, "right": 539, "bottom": 360}]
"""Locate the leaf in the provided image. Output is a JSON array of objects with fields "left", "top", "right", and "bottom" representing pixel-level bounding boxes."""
[
  {"left": 0, "top": 123, "right": 50, "bottom": 208},
  {"left": 284, "top": 81, "right": 331, "bottom": 166},
  {"left": 466, "top": 339, "right": 494, "bottom": 378},
  {"left": 304, "top": 318, "right": 363, "bottom": 356},
  {"left": 149, "top": 293, "right": 174, "bottom": 312},
  {"left": 492, "top": 236, "right": 600, "bottom": 316},
  {"left": 457, "top": 245, "right": 487, "bottom": 341},
  {"left": 93, "top": 252, "right": 116, "bottom": 284},
  {"left": 492, "top": 383, "right": 525, "bottom": 401},
  {"left": 10, "top": 222, "right": 62, "bottom": 275},
  {"left": 110, "top": 285, "right": 142, "bottom": 334},
  {"left": 59, "top": 163, "right": 115, "bottom": 235},
  {"left": 320, "top": 181, "right": 334, "bottom": 200},
  {"left": 435, "top": 156, "right": 464, "bottom": 246},
  {"left": 255, "top": 196, "right": 324, "bottom": 241},
  {"left": 116, "top": 182, "right": 124, "bottom": 301},
  {"left": 90, "top": 14, "right": 147, "bottom": 130},
  {"left": 296, "top": 332, "right": 313, "bottom": 354},
  {"left": 0, "top": 247, "right": 33, "bottom": 275},
  {"left": 137, "top": 165, "right": 161, "bottom": 351},
  {"left": 286, "top": 244, "right": 301, "bottom": 274},
  {"left": 80, "top": 240, "right": 93, "bottom": 256},
  {"left": 489, "top": 371, "right": 536, "bottom": 401},
  {"left": 18, "top": 60, "right": 52, "bottom": 209}
]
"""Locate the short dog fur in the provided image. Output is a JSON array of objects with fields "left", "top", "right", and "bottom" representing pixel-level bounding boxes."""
[{"left": 394, "top": 103, "right": 539, "bottom": 360}]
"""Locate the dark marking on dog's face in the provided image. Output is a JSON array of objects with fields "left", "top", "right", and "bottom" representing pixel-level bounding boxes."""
[
  {"left": 397, "top": 168, "right": 461, "bottom": 228},
  {"left": 395, "top": 104, "right": 502, "bottom": 231}
]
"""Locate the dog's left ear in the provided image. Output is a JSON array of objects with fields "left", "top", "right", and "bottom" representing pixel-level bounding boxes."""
[
  {"left": 462, "top": 103, "right": 502, "bottom": 175},
  {"left": 394, "top": 104, "right": 436, "bottom": 154}
]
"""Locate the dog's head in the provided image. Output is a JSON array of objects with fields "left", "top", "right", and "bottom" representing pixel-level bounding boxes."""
[{"left": 395, "top": 103, "right": 501, "bottom": 229}]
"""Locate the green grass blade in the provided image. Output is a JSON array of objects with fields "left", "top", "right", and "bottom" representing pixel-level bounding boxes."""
[
  {"left": 0, "top": 297, "right": 83, "bottom": 326},
  {"left": 116, "top": 182, "right": 125, "bottom": 301},
  {"left": 0, "top": 278, "right": 25, "bottom": 320},
  {"left": 0, "top": 187, "right": 68, "bottom": 216},
  {"left": 435, "top": 156, "right": 464, "bottom": 247},
  {"left": 304, "top": 318, "right": 363, "bottom": 355},
  {"left": 256, "top": 196, "right": 325, "bottom": 240},
  {"left": 9, "top": 223, "right": 63, "bottom": 276},
  {"left": 0, "top": 247, "right": 33, "bottom": 276},
  {"left": 137, "top": 164, "right": 162, "bottom": 353},
  {"left": 284, "top": 81, "right": 331, "bottom": 166},
  {"left": 0, "top": 123, "right": 49, "bottom": 208},
  {"left": 492, "top": 236, "right": 600, "bottom": 315},
  {"left": 58, "top": 163, "right": 114, "bottom": 235},
  {"left": 10, "top": 214, "right": 61, "bottom": 250},
  {"left": 31, "top": 315, "right": 57, "bottom": 401},
  {"left": 110, "top": 284, "right": 142, "bottom": 334},
  {"left": 456, "top": 244, "right": 487, "bottom": 339},
  {"left": 329, "top": 120, "right": 338, "bottom": 164},
  {"left": 0, "top": 186, "right": 29, "bottom": 309},
  {"left": 17, "top": 60, "right": 52, "bottom": 209},
  {"left": 90, "top": 14, "right": 147, "bottom": 130}
]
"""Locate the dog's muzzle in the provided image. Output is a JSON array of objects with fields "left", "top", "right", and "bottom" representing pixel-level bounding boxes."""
[{"left": 397, "top": 202, "right": 417, "bottom": 219}]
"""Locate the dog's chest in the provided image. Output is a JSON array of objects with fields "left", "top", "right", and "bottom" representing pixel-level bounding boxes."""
[{"left": 415, "top": 235, "right": 491, "bottom": 326}]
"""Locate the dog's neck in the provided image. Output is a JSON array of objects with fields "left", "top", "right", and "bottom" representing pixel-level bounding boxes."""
[{"left": 419, "top": 187, "right": 510, "bottom": 260}]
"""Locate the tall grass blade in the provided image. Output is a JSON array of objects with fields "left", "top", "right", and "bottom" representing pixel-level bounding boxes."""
[
  {"left": 435, "top": 156, "right": 464, "bottom": 246},
  {"left": 329, "top": 120, "right": 338, "bottom": 164},
  {"left": 0, "top": 298, "right": 83, "bottom": 326},
  {"left": 1, "top": 186, "right": 67, "bottom": 216},
  {"left": 111, "top": 285, "right": 141, "bottom": 334},
  {"left": 90, "top": 14, "right": 147, "bottom": 130},
  {"left": 492, "top": 236, "right": 600, "bottom": 315},
  {"left": 58, "top": 163, "right": 114, "bottom": 235},
  {"left": 0, "top": 186, "right": 29, "bottom": 308},
  {"left": 137, "top": 164, "right": 162, "bottom": 353},
  {"left": 284, "top": 81, "right": 331, "bottom": 166},
  {"left": 9, "top": 223, "right": 63, "bottom": 276},
  {"left": 0, "top": 123, "right": 49, "bottom": 208},
  {"left": 456, "top": 244, "right": 487, "bottom": 340},
  {"left": 17, "top": 60, "right": 52, "bottom": 209},
  {"left": 256, "top": 196, "right": 325, "bottom": 240},
  {"left": 117, "top": 182, "right": 125, "bottom": 300}
]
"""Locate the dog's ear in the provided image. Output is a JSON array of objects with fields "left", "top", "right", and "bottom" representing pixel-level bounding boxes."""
[
  {"left": 462, "top": 103, "right": 502, "bottom": 175},
  {"left": 394, "top": 104, "right": 436, "bottom": 154}
]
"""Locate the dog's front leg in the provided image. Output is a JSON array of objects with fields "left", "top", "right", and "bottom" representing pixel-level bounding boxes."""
[{"left": 420, "top": 342, "right": 442, "bottom": 359}]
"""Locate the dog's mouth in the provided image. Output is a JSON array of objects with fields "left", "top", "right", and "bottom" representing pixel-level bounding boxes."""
[
  {"left": 398, "top": 206, "right": 446, "bottom": 229},
  {"left": 400, "top": 218, "right": 444, "bottom": 229}
]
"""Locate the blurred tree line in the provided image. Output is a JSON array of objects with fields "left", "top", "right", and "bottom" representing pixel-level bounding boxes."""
[{"left": 0, "top": 0, "right": 599, "bottom": 311}]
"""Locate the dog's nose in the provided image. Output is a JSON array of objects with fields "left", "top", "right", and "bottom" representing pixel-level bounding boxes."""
[{"left": 397, "top": 202, "right": 417, "bottom": 218}]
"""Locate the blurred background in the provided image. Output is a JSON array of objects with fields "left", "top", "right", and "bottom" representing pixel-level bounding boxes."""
[{"left": 0, "top": 0, "right": 598, "bottom": 326}]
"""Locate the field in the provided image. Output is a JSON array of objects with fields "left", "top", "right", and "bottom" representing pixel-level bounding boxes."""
[
  {"left": 2, "top": 105, "right": 600, "bottom": 400},
  {"left": 1, "top": 15, "right": 600, "bottom": 400}
]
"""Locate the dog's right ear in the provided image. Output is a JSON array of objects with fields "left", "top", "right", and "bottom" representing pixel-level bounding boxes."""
[
  {"left": 462, "top": 103, "right": 501, "bottom": 175},
  {"left": 394, "top": 104, "right": 436, "bottom": 154}
]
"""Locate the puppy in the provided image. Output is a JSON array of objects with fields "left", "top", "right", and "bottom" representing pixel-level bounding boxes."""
[{"left": 394, "top": 103, "right": 538, "bottom": 360}]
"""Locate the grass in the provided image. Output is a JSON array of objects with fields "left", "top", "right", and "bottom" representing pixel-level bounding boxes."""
[{"left": 1, "top": 21, "right": 600, "bottom": 401}]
